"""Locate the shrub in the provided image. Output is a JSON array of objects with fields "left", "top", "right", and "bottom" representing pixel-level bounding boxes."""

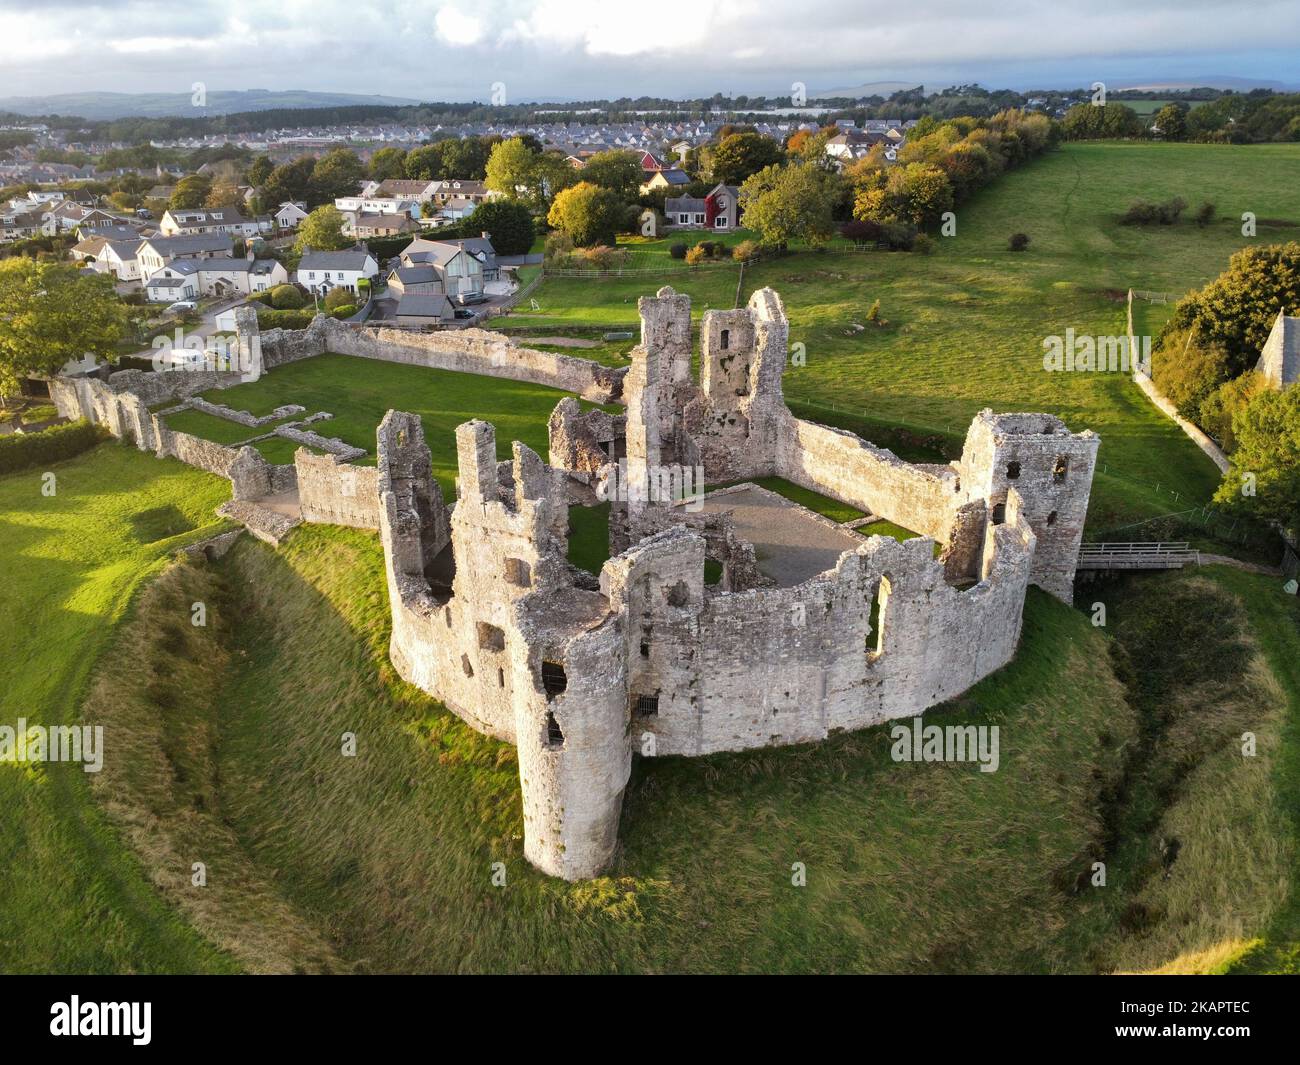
[
  {"left": 581, "top": 245, "right": 627, "bottom": 271},
  {"left": 256, "top": 307, "right": 317, "bottom": 330},
  {"left": 668, "top": 241, "right": 688, "bottom": 260},
  {"left": 879, "top": 221, "right": 917, "bottom": 251},
  {"left": 329, "top": 303, "right": 358, "bottom": 319},
  {"left": 912, "top": 233, "right": 934, "bottom": 254},
  {"left": 1195, "top": 201, "right": 1217, "bottom": 228},
  {"left": 268, "top": 283, "right": 306, "bottom": 309},
  {"left": 1120, "top": 196, "right": 1187, "bottom": 225},
  {"left": 840, "top": 218, "right": 883, "bottom": 244},
  {"left": 0, "top": 418, "right": 103, "bottom": 475},
  {"left": 696, "top": 240, "right": 718, "bottom": 258},
  {"left": 732, "top": 239, "right": 759, "bottom": 262},
  {"left": 543, "top": 230, "right": 574, "bottom": 267},
  {"left": 1008, "top": 232, "right": 1030, "bottom": 251},
  {"left": 322, "top": 286, "right": 352, "bottom": 312},
  {"left": 684, "top": 245, "right": 707, "bottom": 266},
  {"left": 866, "top": 299, "right": 881, "bottom": 322}
]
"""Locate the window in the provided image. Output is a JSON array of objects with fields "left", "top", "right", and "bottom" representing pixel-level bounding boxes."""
[
  {"left": 545, "top": 711, "right": 564, "bottom": 747},
  {"left": 504, "top": 557, "right": 531, "bottom": 587},
  {"left": 1006, "top": 461, "right": 1021, "bottom": 480},
  {"left": 541, "top": 660, "right": 567, "bottom": 699},
  {"left": 477, "top": 622, "right": 505, "bottom": 652},
  {"left": 720, "top": 328, "right": 730, "bottom": 350},
  {"left": 991, "top": 502, "right": 1007, "bottom": 525},
  {"left": 461, "top": 653, "right": 474, "bottom": 678},
  {"left": 1053, "top": 456, "right": 1069, "bottom": 483},
  {"left": 694, "top": 213, "right": 705, "bottom": 224},
  {"left": 635, "top": 693, "right": 659, "bottom": 717},
  {"left": 1046, "top": 511, "right": 1058, "bottom": 526}
]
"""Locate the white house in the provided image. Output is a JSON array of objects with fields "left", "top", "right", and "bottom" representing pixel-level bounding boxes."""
[
  {"left": 143, "top": 255, "right": 288, "bottom": 302},
  {"left": 296, "top": 249, "right": 379, "bottom": 296},
  {"left": 275, "top": 201, "right": 309, "bottom": 230},
  {"left": 159, "top": 207, "right": 270, "bottom": 238},
  {"left": 137, "top": 233, "right": 233, "bottom": 278}
]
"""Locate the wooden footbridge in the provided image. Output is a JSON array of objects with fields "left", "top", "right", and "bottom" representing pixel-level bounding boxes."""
[{"left": 1076, "top": 541, "right": 1199, "bottom": 572}]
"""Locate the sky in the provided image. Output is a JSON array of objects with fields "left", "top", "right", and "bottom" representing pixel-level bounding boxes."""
[{"left": 0, "top": 0, "right": 1297, "bottom": 102}]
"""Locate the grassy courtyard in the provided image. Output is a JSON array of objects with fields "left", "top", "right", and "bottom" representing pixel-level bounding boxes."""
[{"left": 163, "top": 353, "right": 613, "bottom": 495}]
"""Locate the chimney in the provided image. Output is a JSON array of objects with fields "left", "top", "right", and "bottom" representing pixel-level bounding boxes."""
[{"left": 481, "top": 231, "right": 490, "bottom": 241}]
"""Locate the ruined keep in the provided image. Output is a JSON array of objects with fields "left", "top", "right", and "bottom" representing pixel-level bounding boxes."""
[{"left": 376, "top": 286, "right": 1100, "bottom": 881}]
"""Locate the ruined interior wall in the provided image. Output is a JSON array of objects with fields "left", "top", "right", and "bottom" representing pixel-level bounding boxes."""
[
  {"left": 777, "top": 414, "right": 959, "bottom": 540},
  {"left": 295, "top": 450, "right": 381, "bottom": 529},
  {"left": 313, "top": 317, "right": 625, "bottom": 402}
]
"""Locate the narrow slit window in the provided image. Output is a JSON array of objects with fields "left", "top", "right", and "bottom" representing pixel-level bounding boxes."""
[
  {"left": 635, "top": 693, "right": 659, "bottom": 717},
  {"left": 1053, "top": 456, "right": 1069, "bottom": 483},
  {"left": 545, "top": 711, "right": 564, "bottom": 748},
  {"left": 541, "top": 660, "right": 567, "bottom": 699}
]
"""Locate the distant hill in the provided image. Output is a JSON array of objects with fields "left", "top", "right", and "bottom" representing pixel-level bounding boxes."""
[
  {"left": 810, "top": 81, "right": 924, "bottom": 100},
  {"left": 0, "top": 89, "right": 422, "bottom": 120}
]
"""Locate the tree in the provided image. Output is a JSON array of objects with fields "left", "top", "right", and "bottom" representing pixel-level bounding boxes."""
[
  {"left": 309, "top": 148, "right": 366, "bottom": 204},
  {"left": 263, "top": 157, "right": 316, "bottom": 208},
  {"left": 204, "top": 182, "right": 244, "bottom": 210},
  {"left": 1213, "top": 387, "right": 1300, "bottom": 534},
  {"left": 1060, "top": 102, "right": 1144, "bottom": 140},
  {"left": 466, "top": 200, "right": 535, "bottom": 256},
  {"left": 369, "top": 147, "right": 407, "bottom": 182},
  {"left": 322, "top": 286, "right": 353, "bottom": 312},
  {"left": 404, "top": 143, "right": 447, "bottom": 181},
  {"left": 440, "top": 136, "right": 491, "bottom": 179},
  {"left": 580, "top": 149, "right": 644, "bottom": 201},
  {"left": 0, "top": 260, "right": 125, "bottom": 395},
  {"left": 268, "top": 284, "right": 306, "bottom": 309},
  {"left": 246, "top": 155, "right": 274, "bottom": 187},
  {"left": 854, "top": 162, "right": 953, "bottom": 226},
  {"left": 485, "top": 137, "right": 541, "bottom": 201},
  {"left": 738, "top": 163, "right": 836, "bottom": 246},
  {"left": 1153, "top": 103, "right": 1189, "bottom": 141},
  {"left": 295, "top": 206, "right": 351, "bottom": 252},
  {"left": 710, "top": 131, "right": 785, "bottom": 186},
  {"left": 1160, "top": 242, "right": 1300, "bottom": 377},
  {"left": 546, "top": 181, "right": 625, "bottom": 247},
  {"left": 170, "top": 174, "right": 212, "bottom": 209}
]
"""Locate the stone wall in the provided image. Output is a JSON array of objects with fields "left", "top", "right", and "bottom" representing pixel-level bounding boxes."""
[
  {"left": 260, "top": 315, "right": 626, "bottom": 403},
  {"left": 295, "top": 450, "right": 381, "bottom": 529}
]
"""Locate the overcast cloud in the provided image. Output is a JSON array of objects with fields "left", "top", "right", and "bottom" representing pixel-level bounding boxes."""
[{"left": 0, "top": 0, "right": 1295, "bottom": 101}]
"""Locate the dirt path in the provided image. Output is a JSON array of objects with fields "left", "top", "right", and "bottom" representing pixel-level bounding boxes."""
[{"left": 1198, "top": 553, "right": 1283, "bottom": 576}]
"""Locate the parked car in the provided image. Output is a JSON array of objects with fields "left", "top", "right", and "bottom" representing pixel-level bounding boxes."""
[
  {"left": 453, "top": 308, "right": 475, "bottom": 320},
  {"left": 457, "top": 292, "right": 488, "bottom": 306},
  {"left": 165, "top": 300, "right": 197, "bottom": 314}
]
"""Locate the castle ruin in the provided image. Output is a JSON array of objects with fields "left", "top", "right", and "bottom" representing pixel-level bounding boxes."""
[{"left": 376, "top": 286, "right": 1100, "bottom": 880}]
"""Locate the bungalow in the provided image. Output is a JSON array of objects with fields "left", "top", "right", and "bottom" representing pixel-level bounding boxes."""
[
  {"left": 296, "top": 249, "right": 379, "bottom": 296},
  {"left": 143, "top": 256, "right": 288, "bottom": 301},
  {"left": 274, "top": 201, "right": 309, "bottom": 230},
  {"left": 342, "top": 211, "right": 420, "bottom": 239}
]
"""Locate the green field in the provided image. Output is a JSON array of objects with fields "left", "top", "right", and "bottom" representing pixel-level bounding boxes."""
[{"left": 511, "top": 141, "right": 1300, "bottom": 530}]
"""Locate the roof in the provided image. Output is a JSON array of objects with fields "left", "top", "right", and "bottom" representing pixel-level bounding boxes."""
[
  {"left": 395, "top": 293, "right": 455, "bottom": 318},
  {"left": 298, "top": 249, "right": 376, "bottom": 272},
  {"left": 391, "top": 265, "right": 440, "bottom": 284},
  {"left": 652, "top": 168, "right": 691, "bottom": 185},
  {"left": 375, "top": 179, "right": 434, "bottom": 197},
  {"left": 1255, "top": 312, "right": 1300, "bottom": 389},
  {"left": 665, "top": 196, "right": 707, "bottom": 212},
  {"left": 142, "top": 233, "right": 232, "bottom": 257}
]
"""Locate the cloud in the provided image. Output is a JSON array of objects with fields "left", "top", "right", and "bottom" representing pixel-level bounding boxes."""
[{"left": 0, "top": 0, "right": 1295, "bottom": 101}]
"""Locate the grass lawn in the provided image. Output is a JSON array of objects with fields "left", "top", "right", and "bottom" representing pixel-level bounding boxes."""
[
  {"left": 172, "top": 352, "right": 613, "bottom": 494},
  {"left": 0, "top": 443, "right": 237, "bottom": 973},
  {"left": 73, "top": 526, "right": 1295, "bottom": 973},
  {"left": 520, "top": 142, "right": 1300, "bottom": 531}
]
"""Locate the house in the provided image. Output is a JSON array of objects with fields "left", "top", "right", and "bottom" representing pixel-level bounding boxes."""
[
  {"left": 1255, "top": 311, "right": 1300, "bottom": 390},
  {"left": 393, "top": 292, "right": 456, "bottom": 327},
  {"left": 400, "top": 235, "right": 498, "bottom": 298},
  {"left": 137, "top": 233, "right": 234, "bottom": 278},
  {"left": 44, "top": 201, "right": 124, "bottom": 234},
  {"left": 77, "top": 237, "right": 146, "bottom": 281},
  {"left": 142, "top": 255, "right": 288, "bottom": 301},
  {"left": 274, "top": 201, "right": 309, "bottom": 230},
  {"left": 342, "top": 211, "right": 420, "bottom": 239},
  {"left": 360, "top": 178, "right": 441, "bottom": 202},
  {"left": 640, "top": 168, "right": 691, "bottom": 194},
  {"left": 334, "top": 194, "right": 420, "bottom": 218},
  {"left": 159, "top": 207, "right": 269, "bottom": 238},
  {"left": 427, "top": 179, "right": 492, "bottom": 207},
  {"left": 296, "top": 249, "right": 379, "bottom": 296},
  {"left": 0, "top": 209, "right": 46, "bottom": 243},
  {"left": 665, "top": 183, "right": 741, "bottom": 231},
  {"left": 386, "top": 264, "right": 444, "bottom": 297}
]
